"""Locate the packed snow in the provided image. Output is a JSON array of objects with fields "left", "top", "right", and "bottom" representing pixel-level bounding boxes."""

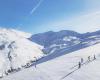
[{"left": 1, "top": 42, "right": 100, "bottom": 80}]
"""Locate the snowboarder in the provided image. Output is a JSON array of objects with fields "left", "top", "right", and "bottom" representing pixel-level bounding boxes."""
[{"left": 78, "top": 62, "right": 81, "bottom": 69}]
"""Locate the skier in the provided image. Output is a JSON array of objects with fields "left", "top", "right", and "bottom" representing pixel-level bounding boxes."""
[
  {"left": 35, "top": 62, "right": 36, "bottom": 68},
  {"left": 78, "top": 62, "right": 81, "bottom": 69},
  {"left": 34, "top": 57, "right": 37, "bottom": 68},
  {"left": 88, "top": 56, "right": 90, "bottom": 62},
  {"left": 93, "top": 54, "right": 96, "bottom": 60},
  {"left": 81, "top": 58, "right": 83, "bottom": 63}
]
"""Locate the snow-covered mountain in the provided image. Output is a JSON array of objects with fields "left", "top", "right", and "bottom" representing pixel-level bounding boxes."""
[
  {"left": 0, "top": 28, "right": 43, "bottom": 77},
  {"left": 1, "top": 29, "right": 100, "bottom": 79},
  {"left": 10, "top": 29, "right": 32, "bottom": 38},
  {"left": 2, "top": 38, "right": 100, "bottom": 80},
  {"left": 30, "top": 30, "right": 100, "bottom": 55}
]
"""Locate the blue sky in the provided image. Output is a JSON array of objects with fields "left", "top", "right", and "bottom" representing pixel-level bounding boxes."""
[{"left": 0, "top": 0, "right": 100, "bottom": 34}]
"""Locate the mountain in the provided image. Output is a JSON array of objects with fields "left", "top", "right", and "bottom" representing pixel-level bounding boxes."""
[
  {"left": 10, "top": 29, "right": 32, "bottom": 38},
  {"left": 1, "top": 29, "right": 100, "bottom": 79},
  {"left": 0, "top": 28, "right": 43, "bottom": 77},
  {"left": 30, "top": 30, "right": 81, "bottom": 47},
  {"left": 29, "top": 30, "right": 100, "bottom": 55},
  {"left": 2, "top": 40, "right": 100, "bottom": 80}
]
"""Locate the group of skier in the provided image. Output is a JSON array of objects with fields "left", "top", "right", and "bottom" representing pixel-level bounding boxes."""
[
  {"left": 34, "top": 55, "right": 97, "bottom": 69},
  {"left": 78, "top": 54, "right": 96, "bottom": 69}
]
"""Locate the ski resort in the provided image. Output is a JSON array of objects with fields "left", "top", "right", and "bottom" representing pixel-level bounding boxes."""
[
  {"left": 1, "top": 39, "right": 100, "bottom": 80},
  {"left": 0, "top": 0, "right": 100, "bottom": 80}
]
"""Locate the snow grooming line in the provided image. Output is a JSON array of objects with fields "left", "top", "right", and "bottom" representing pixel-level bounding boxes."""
[{"left": 60, "top": 55, "right": 96, "bottom": 80}]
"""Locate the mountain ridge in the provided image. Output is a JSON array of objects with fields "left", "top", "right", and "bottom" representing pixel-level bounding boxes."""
[{"left": 30, "top": 30, "right": 100, "bottom": 55}]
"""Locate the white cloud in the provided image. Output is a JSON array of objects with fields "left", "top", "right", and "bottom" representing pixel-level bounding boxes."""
[
  {"left": 41, "top": 11, "right": 100, "bottom": 33},
  {"left": 29, "top": 0, "right": 100, "bottom": 33},
  {"left": 85, "top": 0, "right": 100, "bottom": 12},
  {"left": 56, "top": 11, "right": 100, "bottom": 33},
  {"left": 52, "top": 0, "right": 100, "bottom": 33}
]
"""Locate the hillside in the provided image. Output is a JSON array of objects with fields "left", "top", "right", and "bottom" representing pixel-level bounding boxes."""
[
  {"left": 30, "top": 30, "right": 100, "bottom": 57},
  {"left": 1, "top": 41, "right": 100, "bottom": 80},
  {"left": 0, "top": 28, "right": 43, "bottom": 77}
]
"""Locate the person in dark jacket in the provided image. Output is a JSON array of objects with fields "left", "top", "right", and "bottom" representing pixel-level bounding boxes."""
[
  {"left": 81, "top": 58, "right": 83, "bottom": 63},
  {"left": 93, "top": 54, "right": 96, "bottom": 60},
  {"left": 78, "top": 62, "right": 81, "bottom": 69},
  {"left": 88, "top": 56, "right": 90, "bottom": 62},
  {"left": 34, "top": 57, "right": 37, "bottom": 68}
]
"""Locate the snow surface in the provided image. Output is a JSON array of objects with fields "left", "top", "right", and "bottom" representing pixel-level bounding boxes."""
[
  {"left": 8, "top": 29, "right": 32, "bottom": 38},
  {"left": 0, "top": 28, "right": 43, "bottom": 76},
  {"left": 2, "top": 42, "right": 100, "bottom": 80},
  {"left": 63, "top": 36, "right": 78, "bottom": 41}
]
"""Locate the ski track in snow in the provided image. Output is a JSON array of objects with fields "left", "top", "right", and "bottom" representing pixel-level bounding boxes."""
[{"left": 1, "top": 42, "right": 100, "bottom": 80}]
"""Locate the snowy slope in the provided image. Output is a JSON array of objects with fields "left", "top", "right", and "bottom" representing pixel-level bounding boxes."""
[
  {"left": 2, "top": 42, "right": 100, "bottom": 80},
  {"left": 10, "top": 29, "right": 32, "bottom": 38},
  {"left": 0, "top": 28, "right": 43, "bottom": 77}
]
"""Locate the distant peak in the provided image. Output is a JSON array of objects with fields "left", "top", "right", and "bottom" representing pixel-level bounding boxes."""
[{"left": 0, "top": 28, "right": 32, "bottom": 38}]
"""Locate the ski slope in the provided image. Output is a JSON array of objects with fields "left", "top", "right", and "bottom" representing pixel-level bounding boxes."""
[
  {"left": 1, "top": 42, "right": 100, "bottom": 80},
  {"left": 0, "top": 28, "right": 43, "bottom": 77}
]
